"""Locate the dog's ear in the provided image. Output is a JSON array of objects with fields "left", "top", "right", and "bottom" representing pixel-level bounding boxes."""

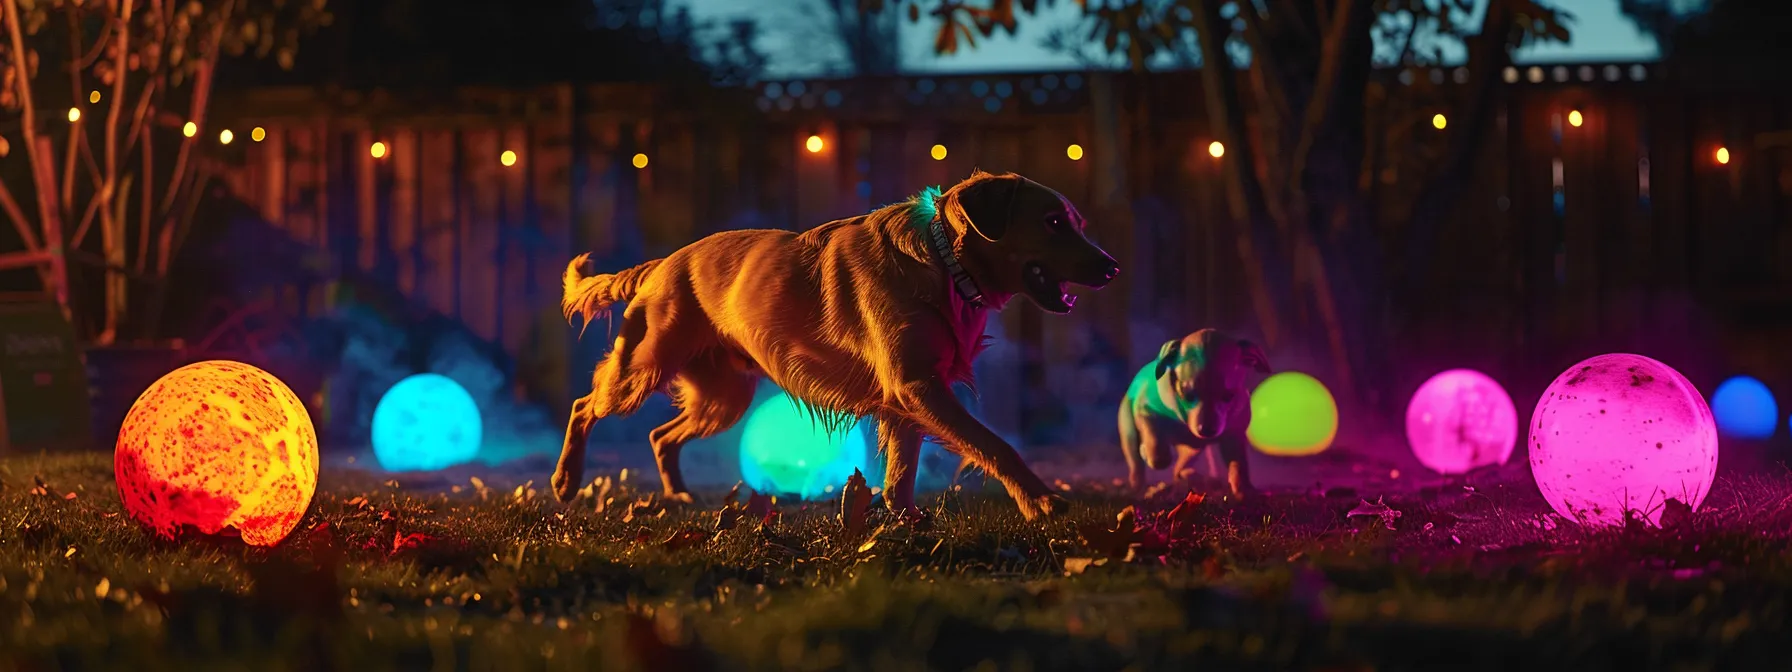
[
  {"left": 1154, "top": 340, "right": 1181, "bottom": 380},
  {"left": 1238, "top": 339, "right": 1272, "bottom": 375},
  {"left": 954, "top": 174, "right": 1018, "bottom": 241}
]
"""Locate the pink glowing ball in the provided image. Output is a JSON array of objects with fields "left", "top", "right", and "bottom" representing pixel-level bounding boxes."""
[
  {"left": 1405, "top": 369, "right": 1518, "bottom": 475},
  {"left": 1528, "top": 353, "right": 1718, "bottom": 527}
]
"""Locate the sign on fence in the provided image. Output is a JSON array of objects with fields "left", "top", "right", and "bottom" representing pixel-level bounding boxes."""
[{"left": 0, "top": 298, "right": 92, "bottom": 455}]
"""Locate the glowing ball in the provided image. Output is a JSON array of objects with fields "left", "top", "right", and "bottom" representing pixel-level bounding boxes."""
[
  {"left": 1710, "top": 376, "right": 1778, "bottom": 440},
  {"left": 1529, "top": 353, "right": 1718, "bottom": 527},
  {"left": 740, "top": 390, "right": 871, "bottom": 500},
  {"left": 1247, "top": 372, "right": 1338, "bottom": 456},
  {"left": 114, "top": 360, "right": 318, "bottom": 546},
  {"left": 1405, "top": 369, "right": 1519, "bottom": 474},
  {"left": 371, "top": 374, "right": 483, "bottom": 472}
]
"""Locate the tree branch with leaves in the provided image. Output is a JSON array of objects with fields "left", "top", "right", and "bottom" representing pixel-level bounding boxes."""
[{"left": 0, "top": 0, "right": 328, "bottom": 344}]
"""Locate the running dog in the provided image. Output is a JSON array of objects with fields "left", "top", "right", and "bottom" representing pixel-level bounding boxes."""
[
  {"left": 1118, "top": 329, "right": 1271, "bottom": 496},
  {"left": 552, "top": 170, "right": 1120, "bottom": 521}
]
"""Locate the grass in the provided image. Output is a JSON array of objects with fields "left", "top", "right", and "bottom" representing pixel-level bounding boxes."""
[{"left": 3, "top": 453, "right": 1792, "bottom": 671}]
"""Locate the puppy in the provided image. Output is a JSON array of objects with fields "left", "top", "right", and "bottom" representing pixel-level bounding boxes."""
[
  {"left": 552, "top": 170, "right": 1119, "bottom": 521},
  {"left": 1118, "top": 329, "right": 1271, "bottom": 496}
]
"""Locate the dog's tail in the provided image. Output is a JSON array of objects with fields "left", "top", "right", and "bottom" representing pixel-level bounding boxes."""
[{"left": 562, "top": 253, "right": 663, "bottom": 330}]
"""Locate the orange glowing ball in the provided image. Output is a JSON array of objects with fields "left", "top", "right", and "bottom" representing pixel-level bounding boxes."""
[{"left": 114, "top": 360, "right": 319, "bottom": 546}]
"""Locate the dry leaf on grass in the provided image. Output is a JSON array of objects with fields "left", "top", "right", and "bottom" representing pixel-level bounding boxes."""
[
  {"left": 1347, "top": 497, "right": 1403, "bottom": 530},
  {"left": 839, "top": 469, "right": 873, "bottom": 537},
  {"left": 1063, "top": 556, "right": 1109, "bottom": 575},
  {"left": 1165, "top": 490, "right": 1206, "bottom": 532},
  {"left": 1078, "top": 506, "right": 1141, "bottom": 560}
]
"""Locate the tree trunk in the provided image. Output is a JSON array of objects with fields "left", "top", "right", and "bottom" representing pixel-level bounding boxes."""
[{"left": 1193, "top": 0, "right": 1293, "bottom": 348}]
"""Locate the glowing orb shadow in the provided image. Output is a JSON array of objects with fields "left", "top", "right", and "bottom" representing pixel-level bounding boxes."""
[
  {"left": 1247, "top": 371, "right": 1339, "bottom": 456},
  {"left": 1529, "top": 353, "right": 1718, "bottom": 527},
  {"left": 740, "top": 390, "right": 873, "bottom": 500},
  {"left": 114, "top": 360, "right": 319, "bottom": 546},
  {"left": 1405, "top": 369, "right": 1519, "bottom": 475},
  {"left": 1711, "top": 376, "right": 1778, "bottom": 440},
  {"left": 371, "top": 373, "right": 483, "bottom": 472}
]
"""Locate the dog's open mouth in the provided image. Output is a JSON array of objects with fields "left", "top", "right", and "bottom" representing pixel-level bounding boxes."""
[{"left": 1023, "top": 262, "right": 1076, "bottom": 314}]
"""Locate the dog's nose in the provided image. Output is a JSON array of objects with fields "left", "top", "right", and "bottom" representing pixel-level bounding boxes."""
[{"left": 1101, "top": 262, "right": 1120, "bottom": 281}]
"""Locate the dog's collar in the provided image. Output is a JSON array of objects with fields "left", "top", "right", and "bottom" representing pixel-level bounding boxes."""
[{"left": 928, "top": 208, "right": 985, "bottom": 307}]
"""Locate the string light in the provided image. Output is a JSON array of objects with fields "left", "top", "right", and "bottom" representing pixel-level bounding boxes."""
[
  {"left": 930, "top": 144, "right": 947, "bottom": 161},
  {"left": 219, "top": 129, "right": 233, "bottom": 145},
  {"left": 251, "top": 127, "right": 266, "bottom": 142},
  {"left": 805, "top": 135, "right": 825, "bottom": 153},
  {"left": 1715, "top": 147, "right": 1730, "bottom": 165},
  {"left": 1432, "top": 113, "right": 1448, "bottom": 130},
  {"left": 370, "top": 141, "right": 388, "bottom": 159},
  {"left": 1568, "top": 110, "right": 1584, "bottom": 128},
  {"left": 182, "top": 122, "right": 197, "bottom": 138},
  {"left": 67, "top": 108, "right": 80, "bottom": 123},
  {"left": 632, "top": 153, "right": 650, "bottom": 169},
  {"left": 1207, "top": 141, "right": 1225, "bottom": 158},
  {"left": 88, "top": 90, "right": 100, "bottom": 104},
  {"left": 1066, "top": 144, "right": 1084, "bottom": 161},
  {"left": 500, "top": 150, "right": 517, "bottom": 167}
]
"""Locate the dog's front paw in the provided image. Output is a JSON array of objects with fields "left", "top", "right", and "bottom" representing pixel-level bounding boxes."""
[
  {"left": 1017, "top": 493, "right": 1070, "bottom": 521},
  {"left": 661, "top": 491, "right": 697, "bottom": 507},
  {"left": 550, "top": 468, "right": 581, "bottom": 503}
]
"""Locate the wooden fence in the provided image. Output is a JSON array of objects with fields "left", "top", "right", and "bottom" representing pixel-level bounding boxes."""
[{"left": 205, "top": 64, "right": 1792, "bottom": 444}]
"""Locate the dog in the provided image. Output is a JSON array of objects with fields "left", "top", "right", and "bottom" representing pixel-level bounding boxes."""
[
  {"left": 1118, "top": 329, "right": 1271, "bottom": 496},
  {"left": 551, "top": 170, "right": 1120, "bottom": 521}
]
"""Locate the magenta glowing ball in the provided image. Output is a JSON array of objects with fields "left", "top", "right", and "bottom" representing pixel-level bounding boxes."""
[
  {"left": 1405, "top": 369, "right": 1518, "bottom": 475},
  {"left": 1528, "top": 353, "right": 1719, "bottom": 528}
]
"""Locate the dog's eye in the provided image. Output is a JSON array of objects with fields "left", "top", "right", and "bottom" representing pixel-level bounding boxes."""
[{"left": 1045, "top": 214, "right": 1067, "bottom": 233}]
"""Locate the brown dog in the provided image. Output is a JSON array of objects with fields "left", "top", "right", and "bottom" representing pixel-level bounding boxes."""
[
  {"left": 1118, "top": 329, "right": 1271, "bottom": 496},
  {"left": 552, "top": 170, "right": 1119, "bottom": 520}
]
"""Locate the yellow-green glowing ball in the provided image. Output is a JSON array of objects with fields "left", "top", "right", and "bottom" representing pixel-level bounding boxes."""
[{"left": 1246, "top": 371, "right": 1339, "bottom": 456}]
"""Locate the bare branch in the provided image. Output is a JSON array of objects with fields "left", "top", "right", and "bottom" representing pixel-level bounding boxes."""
[
  {"left": 157, "top": 0, "right": 234, "bottom": 218},
  {"left": 0, "top": 177, "right": 42, "bottom": 251},
  {"left": 1284, "top": 0, "right": 1373, "bottom": 200},
  {"left": 5, "top": 0, "right": 70, "bottom": 308}
]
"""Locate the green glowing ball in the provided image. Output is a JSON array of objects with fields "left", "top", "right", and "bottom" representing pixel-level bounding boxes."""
[
  {"left": 1246, "top": 371, "right": 1339, "bottom": 456},
  {"left": 739, "top": 390, "right": 872, "bottom": 500}
]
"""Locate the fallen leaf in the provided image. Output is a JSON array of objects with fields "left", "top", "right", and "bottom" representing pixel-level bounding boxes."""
[
  {"left": 345, "top": 496, "right": 371, "bottom": 510},
  {"left": 1166, "top": 490, "right": 1206, "bottom": 534},
  {"left": 1063, "top": 557, "right": 1108, "bottom": 575},
  {"left": 623, "top": 497, "right": 662, "bottom": 524},
  {"left": 1346, "top": 497, "right": 1403, "bottom": 530},
  {"left": 94, "top": 577, "right": 110, "bottom": 599},
  {"left": 62, "top": 491, "right": 77, "bottom": 500},
  {"left": 857, "top": 539, "right": 878, "bottom": 553},
  {"left": 1659, "top": 498, "right": 1693, "bottom": 529},
  {"left": 723, "top": 482, "right": 742, "bottom": 507},
  {"left": 746, "top": 493, "right": 773, "bottom": 521},
  {"left": 839, "top": 469, "right": 873, "bottom": 538},
  {"left": 390, "top": 530, "right": 438, "bottom": 555},
  {"left": 1077, "top": 506, "right": 1141, "bottom": 559},
  {"left": 662, "top": 529, "right": 712, "bottom": 552}
]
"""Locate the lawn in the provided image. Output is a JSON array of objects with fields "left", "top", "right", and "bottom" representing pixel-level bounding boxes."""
[{"left": 2, "top": 452, "right": 1789, "bottom": 671}]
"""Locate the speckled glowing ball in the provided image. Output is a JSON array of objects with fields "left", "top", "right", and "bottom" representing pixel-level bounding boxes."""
[
  {"left": 1405, "top": 369, "right": 1519, "bottom": 475},
  {"left": 740, "top": 390, "right": 871, "bottom": 500},
  {"left": 371, "top": 373, "right": 483, "bottom": 472},
  {"left": 1529, "top": 353, "right": 1718, "bottom": 527},
  {"left": 1246, "top": 371, "right": 1339, "bottom": 456},
  {"left": 1710, "top": 376, "right": 1778, "bottom": 440},
  {"left": 114, "top": 360, "right": 318, "bottom": 546}
]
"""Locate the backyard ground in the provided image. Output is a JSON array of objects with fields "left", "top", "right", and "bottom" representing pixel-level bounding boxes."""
[{"left": 2, "top": 451, "right": 1789, "bottom": 671}]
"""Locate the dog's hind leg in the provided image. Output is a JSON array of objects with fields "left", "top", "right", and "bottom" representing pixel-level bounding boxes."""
[
  {"left": 1118, "top": 396, "right": 1146, "bottom": 491},
  {"left": 877, "top": 417, "right": 923, "bottom": 513},
  {"left": 649, "top": 351, "right": 758, "bottom": 502}
]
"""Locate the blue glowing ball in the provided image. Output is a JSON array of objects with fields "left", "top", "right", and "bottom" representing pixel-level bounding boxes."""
[
  {"left": 1711, "top": 376, "right": 1778, "bottom": 440},
  {"left": 371, "top": 373, "right": 483, "bottom": 471},
  {"left": 739, "top": 390, "right": 871, "bottom": 500}
]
